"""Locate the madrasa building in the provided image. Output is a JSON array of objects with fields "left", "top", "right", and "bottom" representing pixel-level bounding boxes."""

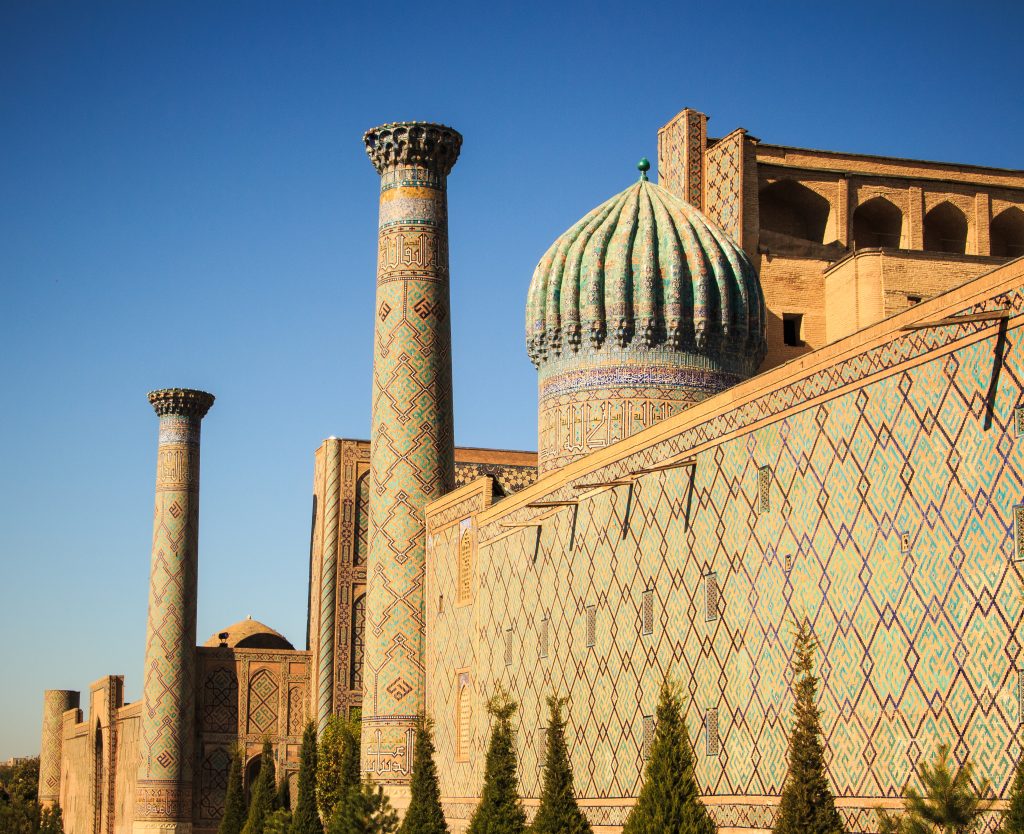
[{"left": 35, "top": 108, "right": 1024, "bottom": 834}]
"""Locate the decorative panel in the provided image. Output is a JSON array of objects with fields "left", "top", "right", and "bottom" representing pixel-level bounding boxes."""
[{"left": 247, "top": 670, "right": 279, "bottom": 736}]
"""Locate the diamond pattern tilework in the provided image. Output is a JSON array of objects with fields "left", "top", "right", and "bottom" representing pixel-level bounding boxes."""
[{"left": 426, "top": 292, "right": 1024, "bottom": 831}]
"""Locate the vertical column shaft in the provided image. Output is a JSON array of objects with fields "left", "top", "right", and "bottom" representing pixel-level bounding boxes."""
[
  {"left": 134, "top": 388, "right": 214, "bottom": 834},
  {"left": 39, "top": 689, "right": 80, "bottom": 809},
  {"left": 361, "top": 122, "right": 461, "bottom": 785},
  {"left": 316, "top": 438, "right": 342, "bottom": 732}
]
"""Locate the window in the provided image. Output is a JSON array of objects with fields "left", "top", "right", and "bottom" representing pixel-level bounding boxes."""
[
  {"left": 539, "top": 616, "right": 549, "bottom": 659},
  {"left": 1015, "top": 405, "right": 1024, "bottom": 438},
  {"left": 456, "top": 673, "right": 471, "bottom": 761},
  {"left": 456, "top": 525, "right": 473, "bottom": 605},
  {"left": 783, "top": 314, "right": 804, "bottom": 347},
  {"left": 758, "top": 466, "right": 771, "bottom": 513},
  {"left": 906, "top": 294, "right": 923, "bottom": 306},
  {"left": 759, "top": 180, "right": 832, "bottom": 244},
  {"left": 1015, "top": 505, "right": 1024, "bottom": 562},
  {"left": 900, "top": 532, "right": 911, "bottom": 554},
  {"left": 705, "top": 573, "right": 719, "bottom": 622},
  {"left": 705, "top": 708, "right": 720, "bottom": 757},
  {"left": 641, "top": 590, "right": 654, "bottom": 636},
  {"left": 784, "top": 553, "right": 793, "bottom": 574},
  {"left": 537, "top": 727, "right": 547, "bottom": 763},
  {"left": 642, "top": 715, "right": 655, "bottom": 760},
  {"left": 585, "top": 605, "right": 596, "bottom": 648},
  {"left": 504, "top": 627, "right": 514, "bottom": 667}
]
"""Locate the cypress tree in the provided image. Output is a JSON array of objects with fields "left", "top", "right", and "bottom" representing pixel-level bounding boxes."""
[
  {"left": 291, "top": 723, "right": 324, "bottom": 834},
  {"left": 530, "top": 696, "right": 591, "bottom": 834},
  {"left": 318, "top": 716, "right": 361, "bottom": 824},
  {"left": 220, "top": 748, "right": 248, "bottom": 834},
  {"left": 327, "top": 778, "right": 398, "bottom": 834},
  {"left": 1003, "top": 751, "right": 1024, "bottom": 834},
  {"left": 276, "top": 776, "right": 291, "bottom": 812},
  {"left": 466, "top": 690, "right": 527, "bottom": 834},
  {"left": 772, "top": 620, "right": 844, "bottom": 834},
  {"left": 399, "top": 716, "right": 448, "bottom": 834},
  {"left": 621, "top": 679, "right": 714, "bottom": 834},
  {"left": 243, "top": 740, "right": 278, "bottom": 834},
  {"left": 265, "top": 809, "right": 293, "bottom": 834}
]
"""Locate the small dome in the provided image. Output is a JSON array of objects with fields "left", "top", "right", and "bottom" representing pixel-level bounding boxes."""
[
  {"left": 526, "top": 175, "right": 767, "bottom": 473},
  {"left": 204, "top": 616, "right": 294, "bottom": 650}
]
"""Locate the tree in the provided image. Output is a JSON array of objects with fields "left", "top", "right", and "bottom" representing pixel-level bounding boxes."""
[
  {"left": 266, "top": 809, "right": 293, "bottom": 834},
  {"left": 772, "top": 620, "right": 845, "bottom": 834},
  {"left": 318, "top": 716, "right": 361, "bottom": 824},
  {"left": 291, "top": 722, "right": 324, "bottom": 834},
  {"left": 243, "top": 741, "right": 278, "bottom": 834},
  {"left": 878, "top": 745, "right": 991, "bottom": 834},
  {"left": 1002, "top": 751, "right": 1024, "bottom": 834},
  {"left": 466, "top": 690, "right": 527, "bottom": 834},
  {"left": 276, "top": 775, "right": 292, "bottom": 812},
  {"left": 327, "top": 778, "right": 398, "bottom": 834},
  {"left": 621, "top": 679, "right": 714, "bottom": 834},
  {"left": 219, "top": 748, "right": 248, "bottom": 834},
  {"left": 399, "top": 716, "right": 448, "bottom": 834},
  {"left": 39, "top": 804, "right": 64, "bottom": 834},
  {"left": 530, "top": 696, "right": 591, "bottom": 834}
]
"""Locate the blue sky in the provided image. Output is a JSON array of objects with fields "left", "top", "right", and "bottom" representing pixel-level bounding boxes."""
[{"left": 2, "top": 0, "right": 1022, "bottom": 757}]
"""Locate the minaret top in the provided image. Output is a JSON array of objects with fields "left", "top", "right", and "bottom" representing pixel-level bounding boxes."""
[
  {"left": 147, "top": 388, "right": 215, "bottom": 419},
  {"left": 363, "top": 121, "right": 462, "bottom": 177}
]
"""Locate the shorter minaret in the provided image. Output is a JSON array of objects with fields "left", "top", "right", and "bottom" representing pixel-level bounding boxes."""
[
  {"left": 38, "top": 689, "right": 79, "bottom": 809},
  {"left": 134, "top": 388, "right": 214, "bottom": 834}
]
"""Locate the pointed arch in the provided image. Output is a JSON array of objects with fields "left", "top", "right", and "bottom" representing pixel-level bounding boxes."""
[
  {"left": 991, "top": 207, "right": 1024, "bottom": 258},
  {"left": 852, "top": 196, "right": 904, "bottom": 249},
  {"left": 350, "top": 591, "right": 366, "bottom": 691},
  {"left": 758, "top": 179, "right": 832, "bottom": 243},
  {"left": 924, "top": 201, "right": 968, "bottom": 254}
]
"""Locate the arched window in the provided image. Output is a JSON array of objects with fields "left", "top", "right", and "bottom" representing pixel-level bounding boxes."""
[
  {"left": 456, "top": 672, "right": 471, "bottom": 762},
  {"left": 759, "top": 180, "right": 832, "bottom": 244},
  {"left": 350, "top": 592, "right": 366, "bottom": 691},
  {"left": 924, "top": 202, "right": 968, "bottom": 254},
  {"left": 456, "top": 528, "right": 473, "bottom": 605},
  {"left": 852, "top": 197, "right": 903, "bottom": 249},
  {"left": 991, "top": 207, "right": 1024, "bottom": 258},
  {"left": 244, "top": 755, "right": 263, "bottom": 805}
]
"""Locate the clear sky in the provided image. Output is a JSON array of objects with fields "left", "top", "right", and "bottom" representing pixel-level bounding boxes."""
[{"left": 2, "top": 0, "right": 1022, "bottom": 758}]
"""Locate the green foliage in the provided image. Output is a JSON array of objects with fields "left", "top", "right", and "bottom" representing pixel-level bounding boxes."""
[
  {"left": 466, "top": 690, "right": 527, "bottom": 834},
  {"left": 327, "top": 778, "right": 398, "bottom": 834},
  {"left": 622, "top": 679, "right": 714, "bottom": 834},
  {"left": 291, "top": 723, "right": 324, "bottom": 834},
  {"left": 772, "top": 620, "right": 845, "bottom": 834},
  {"left": 0, "top": 758, "right": 64, "bottom": 834},
  {"left": 878, "top": 745, "right": 991, "bottom": 834},
  {"left": 266, "top": 809, "right": 293, "bottom": 834},
  {"left": 530, "top": 696, "right": 591, "bottom": 834},
  {"left": 39, "top": 804, "right": 64, "bottom": 834},
  {"left": 276, "top": 775, "right": 292, "bottom": 812},
  {"left": 220, "top": 748, "right": 248, "bottom": 834},
  {"left": 398, "top": 716, "right": 448, "bottom": 834},
  {"left": 318, "top": 716, "right": 361, "bottom": 824},
  {"left": 1002, "top": 751, "right": 1024, "bottom": 834},
  {"left": 243, "top": 740, "right": 279, "bottom": 834}
]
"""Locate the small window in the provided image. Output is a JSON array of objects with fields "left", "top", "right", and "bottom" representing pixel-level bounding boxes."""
[
  {"left": 907, "top": 294, "right": 923, "bottom": 306},
  {"left": 537, "top": 727, "right": 547, "bottom": 763},
  {"left": 1014, "top": 405, "right": 1024, "bottom": 437},
  {"left": 783, "top": 313, "right": 804, "bottom": 347},
  {"left": 585, "top": 605, "right": 596, "bottom": 648},
  {"left": 641, "top": 590, "right": 654, "bottom": 636},
  {"left": 758, "top": 466, "right": 771, "bottom": 514},
  {"left": 705, "top": 573, "right": 719, "bottom": 622},
  {"left": 456, "top": 673, "right": 471, "bottom": 761},
  {"left": 456, "top": 526, "right": 473, "bottom": 605},
  {"left": 1014, "top": 506, "right": 1024, "bottom": 562},
  {"left": 642, "top": 715, "right": 655, "bottom": 760},
  {"left": 705, "top": 708, "right": 720, "bottom": 757},
  {"left": 504, "top": 627, "right": 513, "bottom": 667},
  {"left": 900, "top": 532, "right": 911, "bottom": 554},
  {"left": 438, "top": 593, "right": 444, "bottom": 614},
  {"left": 539, "top": 616, "right": 549, "bottom": 659},
  {"left": 784, "top": 553, "right": 793, "bottom": 574}
]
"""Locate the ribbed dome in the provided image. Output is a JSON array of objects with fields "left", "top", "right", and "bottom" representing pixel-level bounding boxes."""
[
  {"left": 527, "top": 178, "right": 766, "bottom": 364},
  {"left": 527, "top": 175, "right": 767, "bottom": 473}
]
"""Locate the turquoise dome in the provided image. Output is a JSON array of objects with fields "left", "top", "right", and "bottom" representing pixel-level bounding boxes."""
[{"left": 526, "top": 176, "right": 767, "bottom": 473}]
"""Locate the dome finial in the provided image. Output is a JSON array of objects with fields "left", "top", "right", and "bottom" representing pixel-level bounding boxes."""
[{"left": 637, "top": 157, "right": 651, "bottom": 181}]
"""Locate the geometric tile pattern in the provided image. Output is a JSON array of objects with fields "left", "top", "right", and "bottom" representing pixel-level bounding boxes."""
[
  {"left": 362, "top": 123, "right": 461, "bottom": 784},
  {"left": 199, "top": 747, "right": 231, "bottom": 822},
  {"left": 135, "top": 390, "right": 213, "bottom": 827},
  {"left": 426, "top": 283, "right": 1024, "bottom": 831},
  {"left": 247, "top": 670, "right": 278, "bottom": 736},
  {"left": 38, "top": 689, "right": 78, "bottom": 806},
  {"left": 705, "top": 133, "right": 744, "bottom": 243},
  {"left": 202, "top": 668, "right": 237, "bottom": 735}
]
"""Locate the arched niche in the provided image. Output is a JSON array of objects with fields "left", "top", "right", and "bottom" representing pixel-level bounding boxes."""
[
  {"left": 852, "top": 197, "right": 904, "bottom": 249},
  {"left": 924, "top": 201, "right": 968, "bottom": 254},
  {"left": 991, "top": 207, "right": 1024, "bottom": 258},
  {"left": 759, "top": 180, "right": 834, "bottom": 244}
]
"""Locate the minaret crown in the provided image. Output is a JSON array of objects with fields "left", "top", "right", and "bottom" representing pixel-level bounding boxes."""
[
  {"left": 147, "top": 388, "right": 215, "bottom": 419},
  {"left": 363, "top": 121, "right": 462, "bottom": 176}
]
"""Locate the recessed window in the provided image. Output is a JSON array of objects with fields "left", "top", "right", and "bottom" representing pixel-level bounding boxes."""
[
  {"left": 783, "top": 313, "right": 804, "bottom": 347},
  {"left": 456, "top": 526, "right": 473, "bottom": 605},
  {"left": 705, "top": 573, "right": 719, "bottom": 622},
  {"left": 642, "top": 715, "right": 655, "bottom": 760},
  {"left": 539, "top": 616, "right": 549, "bottom": 659},
  {"left": 641, "top": 590, "right": 654, "bottom": 636},
  {"left": 585, "top": 605, "right": 596, "bottom": 648},
  {"left": 758, "top": 466, "right": 771, "bottom": 514},
  {"left": 907, "top": 294, "right": 923, "bottom": 306},
  {"left": 456, "top": 673, "right": 471, "bottom": 761},
  {"left": 706, "top": 708, "right": 720, "bottom": 756},
  {"left": 504, "top": 627, "right": 513, "bottom": 667}
]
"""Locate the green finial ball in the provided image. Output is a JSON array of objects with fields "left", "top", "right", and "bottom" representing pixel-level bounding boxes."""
[{"left": 637, "top": 157, "right": 650, "bottom": 181}]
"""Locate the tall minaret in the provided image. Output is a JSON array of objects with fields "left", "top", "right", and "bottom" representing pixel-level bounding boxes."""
[
  {"left": 134, "top": 388, "right": 214, "bottom": 834},
  {"left": 38, "top": 689, "right": 79, "bottom": 809},
  {"left": 361, "top": 122, "right": 461, "bottom": 793}
]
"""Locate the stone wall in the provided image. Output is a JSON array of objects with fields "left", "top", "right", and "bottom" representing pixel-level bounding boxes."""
[{"left": 425, "top": 258, "right": 1024, "bottom": 833}]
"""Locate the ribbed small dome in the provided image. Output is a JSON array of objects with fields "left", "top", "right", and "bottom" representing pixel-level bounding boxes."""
[
  {"left": 527, "top": 178, "right": 766, "bottom": 364},
  {"left": 526, "top": 175, "right": 767, "bottom": 473}
]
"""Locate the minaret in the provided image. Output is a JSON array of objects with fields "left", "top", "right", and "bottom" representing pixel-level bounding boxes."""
[
  {"left": 134, "top": 388, "right": 214, "bottom": 834},
  {"left": 361, "top": 122, "right": 461, "bottom": 791},
  {"left": 38, "top": 689, "right": 79, "bottom": 809}
]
